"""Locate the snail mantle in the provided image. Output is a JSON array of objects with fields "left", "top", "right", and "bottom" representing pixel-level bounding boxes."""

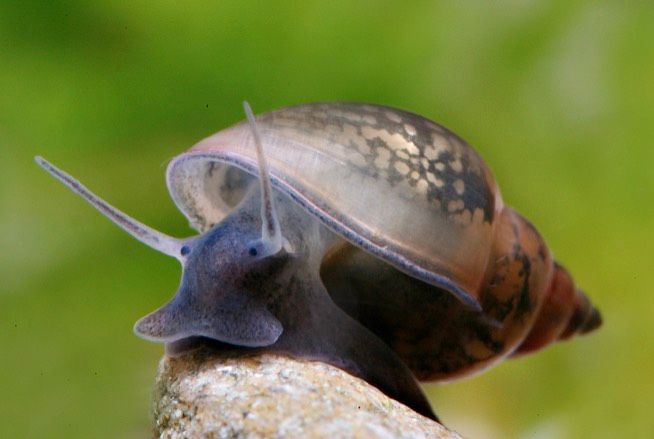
[{"left": 153, "top": 350, "right": 459, "bottom": 438}]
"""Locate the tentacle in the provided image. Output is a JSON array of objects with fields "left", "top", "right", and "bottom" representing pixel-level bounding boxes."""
[
  {"left": 35, "top": 156, "right": 185, "bottom": 261},
  {"left": 242, "top": 101, "right": 284, "bottom": 257}
]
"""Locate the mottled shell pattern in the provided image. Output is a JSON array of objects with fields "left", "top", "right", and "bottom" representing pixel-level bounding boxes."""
[{"left": 168, "top": 103, "right": 499, "bottom": 309}]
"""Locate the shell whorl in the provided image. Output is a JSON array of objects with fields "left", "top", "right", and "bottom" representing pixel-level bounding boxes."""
[
  {"left": 513, "top": 264, "right": 602, "bottom": 355},
  {"left": 166, "top": 103, "right": 503, "bottom": 308},
  {"left": 254, "top": 103, "right": 499, "bottom": 225}
]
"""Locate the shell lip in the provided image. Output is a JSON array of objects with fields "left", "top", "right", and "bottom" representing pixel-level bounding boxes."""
[{"left": 166, "top": 151, "right": 483, "bottom": 312}]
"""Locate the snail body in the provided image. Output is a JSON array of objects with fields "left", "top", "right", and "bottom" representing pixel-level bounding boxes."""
[{"left": 37, "top": 102, "right": 600, "bottom": 421}]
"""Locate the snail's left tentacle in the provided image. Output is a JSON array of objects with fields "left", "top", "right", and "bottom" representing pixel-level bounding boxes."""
[{"left": 242, "top": 101, "right": 286, "bottom": 257}]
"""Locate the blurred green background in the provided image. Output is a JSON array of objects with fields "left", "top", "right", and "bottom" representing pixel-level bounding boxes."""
[{"left": 1, "top": 1, "right": 652, "bottom": 437}]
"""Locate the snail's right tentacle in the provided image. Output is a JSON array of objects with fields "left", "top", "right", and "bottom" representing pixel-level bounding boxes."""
[{"left": 35, "top": 156, "right": 187, "bottom": 261}]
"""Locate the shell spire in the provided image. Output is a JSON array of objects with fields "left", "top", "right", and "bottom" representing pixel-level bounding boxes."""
[
  {"left": 243, "top": 101, "right": 284, "bottom": 257},
  {"left": 35, "top": 156, "right": 185, "bottom": 261}
]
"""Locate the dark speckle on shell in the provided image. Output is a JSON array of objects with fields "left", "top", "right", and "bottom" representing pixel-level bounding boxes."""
[{"left": 258, "top": 103, "right": 496, "bottom": 225}]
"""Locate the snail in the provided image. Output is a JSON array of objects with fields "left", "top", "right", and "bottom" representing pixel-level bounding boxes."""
[{"left": 36, "top": 102, "right": 601, "bottom": 421}]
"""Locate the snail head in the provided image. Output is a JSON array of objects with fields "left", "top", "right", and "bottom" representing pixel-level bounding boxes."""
[{"left": 35, "top": 102, "right": 292, "bottom": 351}]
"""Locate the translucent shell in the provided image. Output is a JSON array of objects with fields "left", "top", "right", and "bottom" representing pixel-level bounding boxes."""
[{"left": 167, "top": 103, "right": 503, "bottom": 308}]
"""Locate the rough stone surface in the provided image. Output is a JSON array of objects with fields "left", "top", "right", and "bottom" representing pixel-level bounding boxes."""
[{"left": 152, "top": 350, "right": 459, "bottom": 438}]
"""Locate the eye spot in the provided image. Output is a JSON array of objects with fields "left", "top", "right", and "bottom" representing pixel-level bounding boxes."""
[
  {"left": 248, "top": 247, "right": 258, "bottom": 257},
  {"left": 180, "top": 245, "right": 191, "bottom": 256}
]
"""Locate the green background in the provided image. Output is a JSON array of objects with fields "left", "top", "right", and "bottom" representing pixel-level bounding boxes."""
[{"left": 1, "top": 1, "right": 652, "bottom": 437}]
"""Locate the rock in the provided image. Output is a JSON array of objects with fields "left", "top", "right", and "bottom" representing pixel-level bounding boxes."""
[{"left": 152, "top": 350, "right": 459, "bottom": 438}]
